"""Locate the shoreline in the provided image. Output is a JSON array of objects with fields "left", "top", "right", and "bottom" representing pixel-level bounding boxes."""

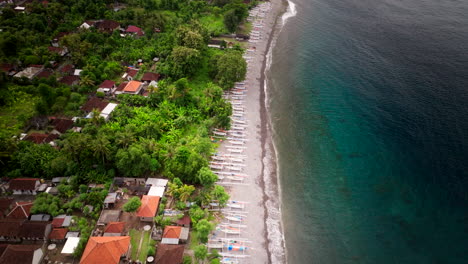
[{"left": 210, "top": 0, "right": 288, "bottom": 263}]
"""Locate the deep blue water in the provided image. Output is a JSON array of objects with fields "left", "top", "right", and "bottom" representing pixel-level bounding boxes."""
[{"left": 268, "top": 0, "right": 468, "bottom": 263}]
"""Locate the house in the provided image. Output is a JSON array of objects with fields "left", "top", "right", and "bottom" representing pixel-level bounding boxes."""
[
  {"left": 100, "top": 103, "right": 118, "bottom": 121},
  {"left": 114, "top": 82, "right": 128, "bottom": 95},
  {"left": 0, "top": 219, "right": 24, "bottom": 242},
  {"left": 8, "top": 178, "right": 40, "bottom": 195},
  {"left": 14, "top": 66, "right": 43, "bottom": 79},
  {"left": 0, "top": 198, "right": 13, "bottom": 218},
  {"left": 23, "top": 133, "right": 58, "bottom": 144},
  {"left": 51, "top": 32, "right": 71, "bottom": 47},
  {"left": 80, "top": 236, "right": 131, "bottom": 264},
  {"left": 161, "top": 226, "right": 189, "bottom": 244},
  {"left": 60, "top": 64, "right": 74, "bottom": 75},
  {"left": 125, "top": 25, "right": 144, "bottom": 37},
  {"left": 79, "top": 20, "right": 98, "bottom": 30},
  {"left": 208, "top": 39, "right": 225, "bottom": 49},
  {"left": 81, "top": 97, "right": 109, "bottom": 114},
  {"left": 104, "top": 193, "right": 118, "bottom": 209},
  {"left": 146, "top": 178, "right": 168, "bottom": 187},
  {"left": 50, "top": 118, "right": 74, "bottom": 135},
  {"left": 103, "top": 222, "right": 125, "bottom": 237},
  {"left": 49, "top": 228, "right": 68, "bottom": 242},
  {"left": 0, "top": 63, "right": 17, "bottom": 76},
  {"left": 98, "top": 210, "right": 121, "bottom": 225},
  {"left": 122, "top": 80, "right": 143, "bottom": 95},
  {"left": 62, "top": 237, "right": 80, "bottom": 254},
  {"left": 97, "top": 80, "right": 116, "bottom": 94},
  {"left": 59, "top": 75, "right": 80, "bottom": 86},
  {"left": 52, "top": 177, "right": 69, "bottom": 186},
  {"left": 0, "top": 244, "right": 43, "bottom": 264},
  {"left": 29, "top": 214, "right": 51, "bottom": 222},
  {"left": 141, "top": 72, "right": 160, "bottom": 84},
  {"left": 35, "top": 68, "right": 54, "bottom": 79},
  {"left": 137, "top": 195, "right": 160, "bottom": 222},
  {"left": 96, "top": 20, "right": 121, "bottom": 33},
  {"left": 147, "top": 186, "right": 165, "bottom": 197},
  {"left": 48, "top": 46, "right": 68, "bottom": 56},
  {"left": 154, "top": 244, "right": 184, "bottom": 264},
  {"left": 176, "top": 214, "right": 191, "bottom": 228},
  {"left": 52, "top": 215, "right": 72, "bottom": 228},
  {"left": 18, "top": 221, "right": 52, "bottom": 241},
  {"left": 121, "top": 68, "right": 138, "bottom": 81}
]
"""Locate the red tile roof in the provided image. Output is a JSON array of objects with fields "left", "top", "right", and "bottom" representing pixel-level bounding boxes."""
[
  {"left": 137, "top": 195, "right": 160, "bottom": 218},
  {"left": 141, "top": 72, "right": 160, "bottom": 82},
  {"left": 126, "top": 68, "right": 138, "bottom": 78},
  {"left": 115, "top": 82, "right": 128, "bottom": 93},
  {"left": 96, "top": 20, "right": 120, "bottom": 31},
  {"left": 99, "top": 80, "right": 116, "bottom": 89},
  {"left": 104, "top": 222, "right": 125, "bottom": 234},
  {"left": 49, "top": 228, "right": 68, "bottom": 240},
  {"left": 0, "top": 245, "right": 42, "bottom": 264},
  {"left": 80, "top": 236, "right": 130, "bottom": 264},
  {"left": 81, "top": 97, "right": 109, "bottom": 112},
  {"left": 8, "top": 178, "right": 39, "bottom": 191},
  {"left": 23, "top": 133, "right": 49, "bottom": 144},
  {"left": 0, "top": 198, "right": 13, "bottom": 213},
  {"left": 48, "top": 46, "right": 66, "bottom": 54},
  {"left": 60, "top": 64, "right": 74, "bottom": 74},
  {"left": 176, "top": 214, "right": 191, "bottom": 226},
  {"left": 18, "top": 221, "right": 50, "bottom": 239},
  {"left": 123, "top": 80, "right": 142, "bottom": 93},
  {"left": 125, "top": 25, "right": 142, "bottom": 33},
  {"left": 162, "top": 226, "right": 182, "bottom": 239},
  {"left": 7, "top": 201, "right": 33, "bottom": 219},
  {"left": 154, "top": 244, "right": 184, "bottom": 264},
  {"left": 36, "top": 69, "right": 54, "bottom": 79},
  {"left": 50, "top": 118, "right": 74, "bottom": 134},
  {"left": 52, "top": 217, "right": 65, "bottom": 228},
  {"left": 59, "top": 75, "right": 80, "bottom": 86},
  {"left": 0, "top": 219, "right": 24, "bottom": 237}
]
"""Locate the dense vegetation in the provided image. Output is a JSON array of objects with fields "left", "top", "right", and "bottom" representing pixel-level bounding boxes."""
[{"left": 0, "top": 0, "right": 250, "bottom": 187}]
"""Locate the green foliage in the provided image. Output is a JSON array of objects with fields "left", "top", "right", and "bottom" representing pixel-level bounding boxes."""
[
  {"left": 211, "top": 185, "right": 230, "bottom": 207},
  {"left": 194, "top": 245, "right": 208, "bottom": 263},
  {"left": 11, "top": 142, "right": 59, "bottom": 178},
  {"left": 31, "top": 193, "right": 63, "bottom": 217},
  {"left": 195, "top": 219, "right": 214, "bottom": 243},
  {"left": 189, "top": 205, "right": 206, "bottom": 225},
  {"left": 183, "top": 255, "right": 193, "bottom": 264},
  {"left": 166, "top": 46, "right": 201, "bottom": 79},
  {"left": 223, "top": 4, "right": 248, "bottom": 32},
  {"left": 212, "top": 51, "right": 247, "bottom": 89},
  {"left": 196, "top": 167, "right": 218, "bottom": 186},
  {"left": 123, "top": 196, "right": 142, "bottom": 213}
]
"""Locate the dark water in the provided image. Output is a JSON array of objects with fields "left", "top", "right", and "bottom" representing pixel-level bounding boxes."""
[{"left": 267, "top": 0, "right": 468, "bottom": 263}]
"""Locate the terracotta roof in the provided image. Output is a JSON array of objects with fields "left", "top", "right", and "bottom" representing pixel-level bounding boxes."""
[
  {"left": 0, "top": 198, "right": 13, "bottom": 212},
  {"left": 126, "top": 68, "right": 138, "bottom": 78},
  {"left": 125, "top": 25, "right": 142, "bottom": 33},
  {"left": 53, "top": 32, "right": 71, "bottom": 41},
  {"left": 23, "top": 133, "right": 48, "bottom": 144},
  {"left": 60, "top": 64, "right": 74, "bottom": 74},
  {"left": 45, "top": 133, "right": 59, "bottom": 142},
  {"left": 81, "top": 97, "right": 109, "bottom": 112},
  {"left": 0, "top": 219, "right": 24, "bottom": 237},
  {"left": 0, "top": 245, "right": 42, "bottom": 264},
  {"left": 8, "top": 178, "right": 39, "bottom": 191},
  {"left": 96, "top": 20, "right": 120, "bottom": 31},
  {"left": 99, "top": 80, "right": 116, "bottom": 89},
  {"left": 59, "top": 75, "right": 80, "bottom": 86},
  {"left": 104, "top": 222, "right": 125, "bottom": 234},
  {"left": 49, "top": 228, "right": 68, "bottom": 240},
  {"left": 52, "top": 217, "right": 65, "bottom": 228},
  {"left": 162, "top": 226, "right": 182, "bottom": 239},
  {"left": 48, "top": 46, "right": 66, "bottom": 54},
  {"left": 18, "top": 221, "right": 50, "bottom": 239},
  {"left": 50, "top": 118, "right": 74, "bottom": 134},
  {"left": 80, "top": 236, "right": 130, "bottom": 264},
  {"left": 115, "top": 82, "right": 128, "bottom": 92},
  {"left": 136, "top": 195, "right": 160, "bottom": 218},
  {"left": 123, "top": 80, "right": 142, "bottom": 93},
  {"left": 7, "top": 201, "right": 33, "bottom": 219},
  {"left": 154, "top": 244, "right": 184, "bottom": 264},
  {"left": 176, "top": 214, "right": 191, "bottom": 226},
  {"left": 141, "top": 72, "right": 160, "bottom": 82},
  {"left": 0, "top": 63, "right": 14, "bottom": 72},
  {"left": 36, "top": 69, "right": 54, "bottom": 79}
]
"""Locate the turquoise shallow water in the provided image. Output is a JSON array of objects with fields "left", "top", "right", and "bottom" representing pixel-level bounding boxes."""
[{"left": 268, "top": 0, "right": 468, "bottom": 263}]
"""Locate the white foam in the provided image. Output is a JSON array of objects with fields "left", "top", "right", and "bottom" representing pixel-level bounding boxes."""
[{"left": 282, "top": 0, "right": 298, "bottom": 26}]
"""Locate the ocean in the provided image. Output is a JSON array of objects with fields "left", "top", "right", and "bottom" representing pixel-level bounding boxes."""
[{"left": 266, "top": 0, "right": 468, "bottom": 263}]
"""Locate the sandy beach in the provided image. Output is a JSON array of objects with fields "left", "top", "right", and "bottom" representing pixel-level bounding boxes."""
[{"left": 210, "top": 1, "right": 287, "bottom": 263}]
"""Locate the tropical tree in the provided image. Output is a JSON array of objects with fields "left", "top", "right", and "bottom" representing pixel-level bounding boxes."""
[
  {"left": 167, "top": 46, "right": 200, "bottom": 78},
  {"left": 213, "top": 51, "right": 246, "bottom": 89},
  {"left": 196, "top": 167, "right": 218, "bottom": 186},
  {"left": 123, "top": 197, "right": 142, "bottom": 213},
  {"left": 91, "top": 134, "right": 111, "bottom": 165},
  {"left": 178, "top": 184, "right": 195, "bottom": 202},
  {"left": 194, "top": 245, "right": 208, "bottom": 264},
  {"left": 211, "top": 185, "right": 229, "bottom": 207}
]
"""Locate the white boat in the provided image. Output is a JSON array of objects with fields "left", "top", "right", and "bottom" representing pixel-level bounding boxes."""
[
  {"left": 227, "top": 148, "right": 243, "bottom": 154},
  {"left": 227, "top": 203, "right": 244, "bottom": 209},
  {"left": 213, "top": 131, "right": 226, "bottom": 136},
  {"left": 217, "top": 227, "right": 241, "bottom": 235},
  {"left": 231, "top": 119, "right": 246, "bottom": 124},
  {"left": 229, "top": 141, "right": 244, "bottom": 145},
  {"left": 225, "top": 215, "right": 243, "bottom": 222},
  {"left": 211, "top": 156, "right": 226, "bottom": 161},
  {"left": 227, "top": 175, "right": 244, "bottom": 181}
]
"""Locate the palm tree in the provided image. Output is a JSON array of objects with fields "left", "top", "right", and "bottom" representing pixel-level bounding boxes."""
[
  {"left": 80, "top": 75, "right": 95, "bottom": 87},
  {"left": 92, "top": 134, "right": 111, "bottom": 165},
  {"left": 178, "top": 184, "right": 195, "bottom": 203},
  {"left": 116, "top": 130, "right": 135, "bottom": 149}
]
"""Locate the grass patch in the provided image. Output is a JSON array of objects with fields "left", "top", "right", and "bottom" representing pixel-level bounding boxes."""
[
  {"left": 189, "top": 230, "right": 200, "bottom": 250},
  {"left": 200, "top": 14, "right": 228, "bottom": 36},
  {"left": 129, "top": 229, "right": 142, "bottom": 260},
  {"left": 138, "top": 231, "right": 151, "bottom": 262},
  {"left": 0, "top": 93, "right": 39, "bottom": 136}
]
